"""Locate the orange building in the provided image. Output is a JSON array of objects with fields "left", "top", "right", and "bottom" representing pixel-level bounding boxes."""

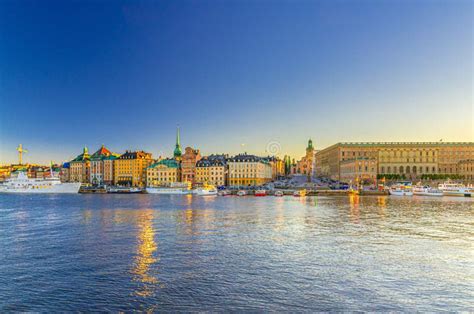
[{"left": 181, "top": 146, "right": 201, "bottom": 184}]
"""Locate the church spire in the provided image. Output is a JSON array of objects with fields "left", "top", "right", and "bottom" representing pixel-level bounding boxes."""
[{"left": 173, "top": 126, "right": 182, "bottom": 159}]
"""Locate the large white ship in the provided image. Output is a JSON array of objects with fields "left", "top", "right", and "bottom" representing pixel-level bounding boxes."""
[
  {"left": 438, "top": 181, "right": 473, "bottom": 197},
  {"left": 0, "top": 172, "right": 81, "bottom": 194},
  {"left": 146, "top": 182, "right": 192, "bottom": 195},
  {"left": 389, "top": 182, "right": 413, "bottom": 196}
]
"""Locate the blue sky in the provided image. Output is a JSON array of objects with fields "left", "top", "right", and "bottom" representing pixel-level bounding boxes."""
[{"left": 0, "top": 0, "right": 472, "bottom": 164}]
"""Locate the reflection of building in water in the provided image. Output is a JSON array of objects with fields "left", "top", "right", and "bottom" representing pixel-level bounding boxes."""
[
  {"left": 348, "top": 194, "right": 360, "bottom": 222},
  {"left": 131, "top": 211, "right": 159, "bottom": 297},
  {"left": 377, "top": 196, "right": 387, "bottom": 216},
  {"left": 377, "top": 196, "right": 387, "bottom": 208}
]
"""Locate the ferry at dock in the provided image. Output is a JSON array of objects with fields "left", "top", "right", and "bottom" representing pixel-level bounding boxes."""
[
  {"left": 107, "top": 186, "right": 142, "bottom": 194},
  {"left": 413, "top": 185, "right": 443, "bottom": 197},
  {"left": 146, "top": 182, "right": 192, "bottom": 195},
  {"left": 0, "top": 172, "right": 81, "bottom": 194},
  {"left": 438, "top": 181, "right": 473, "bottom": 197},
  {"left": 389, "top": 182, "right": 413, "bottom": 196}
]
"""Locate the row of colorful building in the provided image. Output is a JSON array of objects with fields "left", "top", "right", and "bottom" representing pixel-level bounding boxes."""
[
  {"left": 59, "top": 129, "right": 304, "bottom": 187},
  {"left": 2, "top": 131, "right": 473, "bottom": 185}
]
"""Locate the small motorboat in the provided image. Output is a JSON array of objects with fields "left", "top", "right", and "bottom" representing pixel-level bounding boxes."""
[
  {"left": 237, "top": 190, "right": 247, "bottom": 196},
  {"left": 254, "top": 189, "right": 266, "bottom": 197},
  {"left": 348, "top": 186, "right": 359, "bottom": 195},
  {"left": 218, "top": 190, "right": 231, "bottom": 196},
  {"left": 293, "top": 189, "right": 306, "bottom": 197},
  {"left": 274, "top": 190, "right": 284, "bottom": 197},
  {"left": 194, "top": 184, "right": 218, "bottom": 196}
]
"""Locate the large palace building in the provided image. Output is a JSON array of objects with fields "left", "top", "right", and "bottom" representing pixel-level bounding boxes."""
[{"left": 315, "top": 142, "right": 474, "bottom": 182}]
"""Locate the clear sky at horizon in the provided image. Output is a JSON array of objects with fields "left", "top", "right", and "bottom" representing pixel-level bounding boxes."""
[{"left": 1, "top": 0, "right": 472, "bottom": 164}]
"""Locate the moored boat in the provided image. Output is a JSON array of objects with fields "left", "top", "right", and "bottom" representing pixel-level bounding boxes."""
[
  {"left": 293, "top": 189, "right": 306, "bottom": 197},
  {"left": 413, "top": 185, "right": 443, "bottom": 197},
  {"left": 194, "top": 184, "right": 218, "bottom": 196},
  {"left": 218, "top": 190, "right": 231, "bottom": 196},
  {"left": 438, "top": 181, "right": 473, "bottom": 197},
  {"left": 0, "top": 171, "right": 81, "bottom": 194},
  {"left": 237, "top": 190, "right": 247, "bottom": 196},
  {"left": 108, "top": 186, "right": 143, "bottom": 193},
  {"left": 389, "top": 182, "right": 413, "bottom": 196},
  {"left": 274, "top": 190, "right": 284, "bottom": 197},
  {"left": 146, "top": 182, "right": 191, "bottom": 195},
  {"left": 254, "top": 189, "right": 266, "bottom": 197},
  {"left": 348, "top": 188, "right": 359, "bottom": 195}
]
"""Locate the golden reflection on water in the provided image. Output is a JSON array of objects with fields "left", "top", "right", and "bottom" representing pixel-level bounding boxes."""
[
  {"left": 82, "top": 209, "right": 92, "bottom": 224},
  {"left": 273, "top": 197, "right": 285, "bottom": 232},
  {"left": 131, "top": 210, "right": 159, "bottom": 297},
  {"left": 377, "top": 196, "right": 387, "bottom": 217},
  {"left": 348, "top": 194, "right": 360, "bottom": 222}
]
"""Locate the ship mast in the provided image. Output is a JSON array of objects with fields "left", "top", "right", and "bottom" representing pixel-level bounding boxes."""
[{"left": 16, "top": 144, "right": 28, "bottom": 165}]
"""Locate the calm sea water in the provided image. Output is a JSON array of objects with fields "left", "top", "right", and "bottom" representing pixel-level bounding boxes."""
[{"left": 0, "top": 194, "right": 473, "bottom": 311}]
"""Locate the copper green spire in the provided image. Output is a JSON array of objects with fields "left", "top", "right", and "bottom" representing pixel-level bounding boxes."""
[{"left": 173, "top": 126, "right": 182, "bottom": 158}]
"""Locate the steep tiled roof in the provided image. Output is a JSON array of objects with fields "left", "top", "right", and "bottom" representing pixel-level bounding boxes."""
[
  {"left": 196, "top": 156, "right": 226, "bottom": 167},
  {"left": 119, "top": 151, "right": 152, "bottom": 159},
  {"left": 71, "top": 147, "right": 90, "bottom": 162},
  {"left": 90, "top": 145, "right": 114, "bottom": 160},
  {"left": 228, "top": 153, "right": 268, "bottom": 163}
]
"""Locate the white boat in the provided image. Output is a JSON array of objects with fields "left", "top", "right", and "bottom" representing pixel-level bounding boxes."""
[
  {"left": 254, "top": 189, "right": 266, "bottom": 197},
  {"left": 194, "top": 184, "right": 218, "bottom": 196},
  {"left": 438, "top": 181, "right": 473, "bottom": 197},
  {"left": 389, "top": 182, "right": 413, "bottom": 196},
  {"left": 237, "top": 190, "right": 247, "bottom": 196},
  {"left": 218, "top": 190, "right": 231, "bottom": 196},
  {"left": 0, "top": 172, "right": 81, "bottom": 194},
  {"left": 146, "top": 187, "right": 191, "bottom": 195},
  {"left": 413, "top": 185, "right": 443, "bottom": 197},
  {"left": 274, "top": 190, "right": 284, "bottom": 197},
  {"left": 146, "top": 182, "right": 192, "bottom": 195},
  {"left": 108, "top": 186, "right": 142, "bottom": 193}
]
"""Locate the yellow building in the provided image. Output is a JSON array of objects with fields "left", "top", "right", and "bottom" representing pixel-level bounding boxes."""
[
  {"left": 0, "top": 164, "right": 12, "bottom": 182},
  {"left": 195, "top": 155, "right": 227, "bottom": 187},
  {"left": 263, "top": 156, "right": 285, "bottom": 180},
  {"left": 114, "top": 151, "right": 153, "bottom": 187},
  {"left": 458, "top": 160, "right": 474, "bottom": 181},
  {"left": 340, "top": 157, "right": 378, "bottom": 184},
  {"left": 315, "top": 142, "right": 474, "bottom": 181},
  {"left": 146, "top": 159, "right": 180, "bottom": 187},
  {"left": 69, "top": 147, "right": 90, "bottom": 183},
  {"left": 228, "top": 154, "right": 272, "bottom": 187},
  {"left": 296, "top": 139, "right": 315, "bottom": 175}
]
